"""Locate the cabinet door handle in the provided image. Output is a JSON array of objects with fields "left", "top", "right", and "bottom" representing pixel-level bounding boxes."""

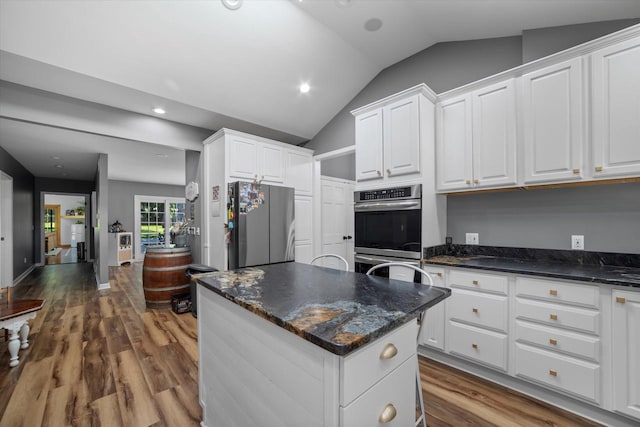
[
  {"left": 550, "top": 314, "right": 558, "bottom": 321},
  {"left": 472, "top": 343, "right": 478, "bottom": 349},
  {"left": 379, "top": 343, "right": 398, "bottom": 360},
  {"left": 549, "top": 289, "right": 557, "bottom": 296},
  {"left": 436, "top": 272, "right": 443, "bottom": 277},
  {"left": 472, "top": 308, "right": 479, "bottom": 313},
  {"left": 378, "top": 403, "right": 397, "bottom": 423},
  {"left": 386, "top": 169, "right": 391, "bottom": 176},
  {"left": 549, "top": 338, "right": 557, "bottom": 345},
  {"left": 473, "top": 179, "right": 479, "bottom": 184},
  {"left": 376, "top": 170, "right": 382, "bottom": 177},
  {"left": 549, "top": 370, "right": 558, "bottom": 377},
  {"left": 572, "top": 168, "right": 580, "bottom": 174},
  {"left": 465, "top": 179, "right": 471, "bottom": 185},
  {"left": 472, "top": 280, "right": 479, "bottom": 285},
  {"left": 616, "top": 297, "right": 626, "bottom": 304},
  {"left": 595, "top": 166, "right": 603, "bottom": 172}
]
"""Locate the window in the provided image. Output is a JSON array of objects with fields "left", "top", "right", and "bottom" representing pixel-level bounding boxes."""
[
  {"left": 134, "top": 196, "right": 186, "bottom": 259},
  {"left": 44, "top": 207, "right": 57, "bottom": 233}
]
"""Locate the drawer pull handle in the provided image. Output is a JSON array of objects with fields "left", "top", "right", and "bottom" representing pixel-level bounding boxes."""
[
  {"left": 549, "top": 370, "right": 558, "bottom": 377},
  {"left": 437, "top": 272, "right": 443, "bottom": 277},
  {"left": 377, "top": 170, "right": 382, "bottom": 177},
  {"left": 466, "top": 180, "right": 471, "bottom": 185},
  {"left": 549, "top": 338, "right": 557, "bottom": 346},
  {"left": 595, "top": 166, "right": 603, "bottom": 172},
  {"left": 472, "top": 343, "right": 478, "bottom": 349},
  {"left": 472, "top": 308, "right": 478, "bottom": 313},
  {"left": 550, "top": 314, "right": 558, "bottom": 321},
  {"left": 472, "top": 280, "right": 479, "bottom": 285},
  {"left": 549, "top": 289, "right": 557, "bottom": 296},
  {"left": 386, "top": 169, "right": 391, "bottom": 177},
  {"left": 379, "top": 343, "right": 398, "bottom": 360},
  {"left": 379, "top": 403, "right": 397, "bottom": 423},
  {"left": 616, "top": 297, "right": 626, "bottom": 304},
  {"left": 572, "top": 168, "right": 580, "bottom": 174}
]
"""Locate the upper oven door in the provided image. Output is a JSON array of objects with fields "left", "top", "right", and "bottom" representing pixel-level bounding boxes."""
[{"left": 354, "top": 200, "right": 422, "bottom": 258}]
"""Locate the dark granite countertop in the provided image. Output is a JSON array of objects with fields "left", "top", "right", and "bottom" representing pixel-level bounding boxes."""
[
  {"left": 196, "top": 262, "right": 450, "bottom": 356},
  {"left": 422, "top": 245, "right": 640, "bottom": 288}
]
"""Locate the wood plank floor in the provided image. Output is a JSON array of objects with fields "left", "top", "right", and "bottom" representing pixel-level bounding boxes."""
[{"left": 1, "top": 262, "right": 602, "bottom": 426}]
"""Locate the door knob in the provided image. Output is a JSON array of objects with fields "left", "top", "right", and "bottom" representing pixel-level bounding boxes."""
[
  {"left": 347, "top": 235, "right": 353, "bottom": 240},
  {"left": 343, "top": 236, "right": 348, "bottom": 240}
]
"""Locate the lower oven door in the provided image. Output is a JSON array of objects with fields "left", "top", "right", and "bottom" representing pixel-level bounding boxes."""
[{"left": 354, "top": 253, "right": 422, "bottom": 282}]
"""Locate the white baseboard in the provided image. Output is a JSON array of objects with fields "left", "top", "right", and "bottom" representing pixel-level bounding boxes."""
[
  {"left": 13, "top": 264, "right": 36, "bottom": 285},
  {"left": 419, "top": 346, "right": 638, "bottom": 427}
]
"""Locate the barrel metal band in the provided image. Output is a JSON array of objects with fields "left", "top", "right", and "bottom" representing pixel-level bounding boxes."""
[
  {"left": 143, "top": 265, "right": 188, "bottom": 272},
  {"left": 143, "top": 284, "right": 190, "bottom": 292}
]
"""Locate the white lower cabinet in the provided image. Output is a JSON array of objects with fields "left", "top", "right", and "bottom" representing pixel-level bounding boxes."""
[
  {"left": 419, "top": 266, "right": 446, "bottom": 350},
  {"left": 612, "top": 289, "right": 640, "bottom": 420},
  {"left": 421, "top": 266, "right": 640, "bottom": 422}
]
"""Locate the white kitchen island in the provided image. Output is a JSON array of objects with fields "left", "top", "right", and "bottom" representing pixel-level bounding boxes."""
[{"left": 196, "top": 263, "right": 450, "bottom": 427}]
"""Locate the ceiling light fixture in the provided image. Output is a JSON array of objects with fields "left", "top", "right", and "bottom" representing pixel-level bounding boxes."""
[
  {"left": 299, "top": 83, "right": 310, "bottom": 94},
  {"left": 152, "top": 107, "right": 166, "bottom": 115},
  {"left": 51, "top": 155, "right": 61, "bottom": 160},
  {"left": 221, "top": 0, "right": 242, "bottom": 10},
  {"left": 364, "top": 18, "right": 383, "bottom": 32},
  {"left": 155, "top": 153, "right": 169, "bottom": 158},
  {"left": 54, "top": 164, "right": 64, "bottom": 169}
]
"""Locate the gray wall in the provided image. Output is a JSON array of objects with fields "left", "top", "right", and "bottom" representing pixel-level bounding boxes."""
[
  {"left": 108, "top": 180, "right": 185, "bottom": 233},
  {"left": 95, "top": 153, "right": 109, "bottom": 287},
  {"left": 185, "top": 150, "right": 202, "bottom": 264},
  {"left": 0, "top": 146, "right": 34, "bottom": 279},
  {"left": 321, "top": 153, "right": 355, "bottom": 181},
  {"left": 447, "top": 183, "right": 640, "bottom": 254},
  {"left": 522, "top": 18, "right": 640, "bottom": 63}
]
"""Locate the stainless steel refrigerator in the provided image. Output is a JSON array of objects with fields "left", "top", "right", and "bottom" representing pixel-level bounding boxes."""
[{"left": 227, "top": 181, "right": 295, "bottom": 269}]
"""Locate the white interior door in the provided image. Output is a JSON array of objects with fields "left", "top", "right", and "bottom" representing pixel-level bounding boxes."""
[
  {"left": 320, "top": 177, "right": 355, "bottom": 271},
  {"left": 0, "top": 171, "right": 13, "bottom": 286}
]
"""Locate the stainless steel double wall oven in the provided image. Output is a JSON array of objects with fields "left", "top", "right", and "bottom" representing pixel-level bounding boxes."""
[{"left": 354, "top": 184, "right": 422, "bottom": 279}]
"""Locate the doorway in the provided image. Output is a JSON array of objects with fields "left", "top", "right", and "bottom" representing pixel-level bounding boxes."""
[
  {"left": 43, "top": 193, "right": 88, "bottom": 265},
  {"left": 0, "top": 171, "right": 13, "bottom": 286}
]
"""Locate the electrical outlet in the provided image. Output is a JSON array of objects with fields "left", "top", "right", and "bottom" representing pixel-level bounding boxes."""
[
  {"left": 571, "top": 235, "right": 584, "bottom": 250},
  {"left": 466, "top": 233, "right": 479, "bottom": 245}
]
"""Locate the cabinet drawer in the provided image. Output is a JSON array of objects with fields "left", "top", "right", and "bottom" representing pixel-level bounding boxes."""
[
  {"left": 341, "top": 321, "right": 417, "bottom": 406},
  {"left": 515, "top": 343, "right": 600, "bottom": 404},
  {"left": 448, "top": 289, "right": 508, "bottom": 332},
  {"left": 515, "top": 320, "right": 600, "bottom": 362},
  {"left": 449, "top": 269, "right": 508, "bottom": 295},
  {"left": 515, "top": 277, "right": 599, "bottom": 308},
  {"left": 515, "top": 298, "right": 600, "bottom": 335},
  {"left": 341, "top": 356, "right": 415, "bottom": 427},
  {"left": 447, "top": 321, "right": 508, "bottom": 371}
]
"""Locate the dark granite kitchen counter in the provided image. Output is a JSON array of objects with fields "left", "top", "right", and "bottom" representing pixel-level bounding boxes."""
[
  {"left": 422, "top": 245, "right": 640, "bottom": 288},
  {"left": 196, "top": 262, "right": 450, "bottom": 356}
]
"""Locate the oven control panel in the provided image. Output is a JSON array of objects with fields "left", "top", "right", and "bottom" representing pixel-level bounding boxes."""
[{"left": 355, "top": 184, "right": 420, "bottom": 201}]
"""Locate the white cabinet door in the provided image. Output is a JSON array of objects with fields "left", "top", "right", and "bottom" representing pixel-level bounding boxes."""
[
  {"left": 522, "top": 58, "right": 584, "bottom": 184},
  {"left": 419, "top": 266, "right": 446, "bottom": 350},
  {"left": 355, "top": 109, "right": 384, "bottom": 181},
  {"left": 294, "top": 196, "right": 313, "bottom": 264},
  {"left": 383, "top": 95, "right": 420, "bottom": 178},
  {"left": 612, "top": 289, "right": 640, "bottom": 420},
  {"left": 285, "top": 149, "right": 313, "bottom": 196},
  {"left": 436, "top": 95, "right": 473, "bottom": 191},
  {"left": 592, "top": 36, "right": 640, "bottom": 178},
  {"left": 472, "top": 79, "right": 517, "bottom": 189},
  {"left": 228, "top": 135, "right": 258, "bottom": 180},
  {"left": 259, "top": 143, "right": 285, "bottom": 184}
]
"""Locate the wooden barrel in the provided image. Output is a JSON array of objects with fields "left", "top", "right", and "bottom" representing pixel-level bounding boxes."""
[{"left": 142, "top": 246, "right": 192, "bottom": 308}]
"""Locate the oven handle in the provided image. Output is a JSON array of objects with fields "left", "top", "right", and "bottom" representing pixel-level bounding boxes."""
[
  {"left": 354, "top": 254, "right": 420, "bottom": 266},
  {"left": 354, "top": 200, "right": 421, "bottom": 211}
]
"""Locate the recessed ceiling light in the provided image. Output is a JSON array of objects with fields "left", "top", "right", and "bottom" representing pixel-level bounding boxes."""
[
  {"left": 364, "top": 18, "right": 383, "bottom": 32},
  {"left": 54, "top": 164, "right": 64, "bottom": 169},
  {"left": 155, "top": 153, "right": 169, "bottom": 158},
  {"left": 221, "top": 0, "right": 242, "bottom": 10},
  {"left": 335, "top": 0, "right": 352, "bottom": 8},
  {"left": 299, "top": 83, "right": 311, "bottom": 94},
  {"left": 152, "top": 107, "right": 166, "bottom": 115},
  {"left": 51, "top": 155, "right": 61, "bottom": 160}
]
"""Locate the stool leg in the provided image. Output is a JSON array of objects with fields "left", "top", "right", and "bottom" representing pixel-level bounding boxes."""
[
  {"left": 20, "top": 322, "right": 30, "bottom": 349},
  {"left": 8, "top": 327, "right": 20, "bottom": 368}
]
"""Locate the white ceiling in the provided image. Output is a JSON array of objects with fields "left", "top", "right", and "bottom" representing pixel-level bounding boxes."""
[{"left": 1, "top": 0, "right": 639, "bottom": 184}]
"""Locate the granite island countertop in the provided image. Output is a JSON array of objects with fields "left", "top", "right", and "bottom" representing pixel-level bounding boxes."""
[
  {"left": 196, "top": 262, "right": 450, "bottom": 355},
  {"left": 422, "top": 245, "right": 640, "bottom": 288}
]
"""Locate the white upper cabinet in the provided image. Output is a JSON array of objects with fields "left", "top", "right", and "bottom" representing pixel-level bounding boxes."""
[
  {"left": 228, "top": 134, "right": 284, "bottom": 184},
  {"left": 437, "top": 79, "right": 516, "bottom": 192},
  {"left": 521, "top": 57, "right": 584, "bottom": 184},
  {"left": 285, "top": 149, "right": 313, "bottom": 196},
  {"left": 472, "top": 79, "right": 517, "bottom": 189},
  {"left": 353, "top": 87, "right": 435, "bottom": 186},
  {"left": 436, "top": 95, "right": 473, "bottom": 191},
  {"left": 383, "top": 95, "right": 421, "bottom": 178},
  {"left": 591, "top": 35, "right": 640, "bottom": 179},
  {"left": 355, "top": 109, "right": 384, "bottom": 181}
]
